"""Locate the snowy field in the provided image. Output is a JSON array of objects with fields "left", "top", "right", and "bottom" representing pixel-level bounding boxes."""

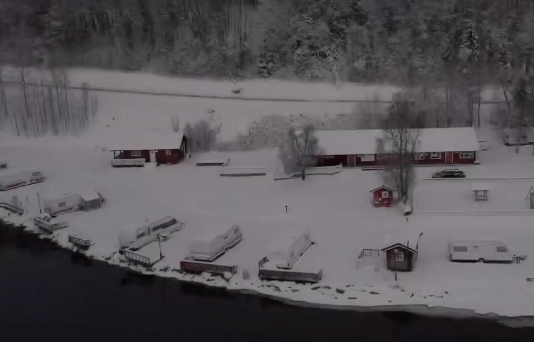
[
  {"left": 416, "top": 179, "right": 534, "bottom": 212},
  {"left": 2, "top": 146, "right": 534, "bottom": 318},
  {"left": 1, "top": 69, "right": 534, "bottom": 319}
]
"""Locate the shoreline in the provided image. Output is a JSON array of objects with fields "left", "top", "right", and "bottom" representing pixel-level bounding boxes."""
[{"left": 2, "top": 217, "right": 534, "bottom": 328}]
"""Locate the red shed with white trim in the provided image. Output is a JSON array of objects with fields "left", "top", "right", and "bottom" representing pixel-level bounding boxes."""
[{"left": 370, "top": 186, "right": 395, "bottom": 208}]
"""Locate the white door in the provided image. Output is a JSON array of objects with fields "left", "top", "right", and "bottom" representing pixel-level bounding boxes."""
[{"left": 149, "top": 150, "right": 157, "bottom": 163}]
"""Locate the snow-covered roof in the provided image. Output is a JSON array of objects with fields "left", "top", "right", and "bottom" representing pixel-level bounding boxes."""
[
  {"left": 107, "top": 132, "right": 185, "bottom": 151},
  {"left": 267, "top": 228, "right": 310, "bottom": 254},
  {"left": 315, "top": 128, "right": 480, "bottom": 155},
  {"left": 191, "top": 225, "right": 240, "bottom": 244},
  {"left": 369, "top": 185, "right": 396, "bottom": 193},
  {"left": 0, "top": 167, "right": 37, "bottom": 176},
  {"left": 78, "top": 190, "right": 101, "bottom": 202},
  {"left": 471, "top": 182, "right": 491, "bottom": 191},
  {"left": 382, "top": 232, "right": 422, "bottom": 253}
]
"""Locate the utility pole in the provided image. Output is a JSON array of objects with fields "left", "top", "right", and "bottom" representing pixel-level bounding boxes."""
[{"left": 157, "top": 234, "right": 164, "bottom": 261}]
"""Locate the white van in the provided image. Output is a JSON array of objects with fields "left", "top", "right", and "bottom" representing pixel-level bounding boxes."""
[
  {"left": 119, "top": 216, "right": 182, "bottom": 250},
  {"left": 449, "top": 240, "right": 513, "bottom": 263},
  {"left": 266, "top": 228, "right": 313, "bottom": 269},
  {"left": 0, "top": 168, "right": 45, "bottom": 191},
  {"left": 188, "top": 225, "right": 242, "bottom": 261}
]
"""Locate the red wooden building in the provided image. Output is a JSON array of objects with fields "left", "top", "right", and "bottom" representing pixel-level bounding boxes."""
[
  {"left": 110, "top": 132, "right": 188, "bottom": 166},
  {"left": 314, "top": 128, "right": 480, "bottom": 167},
  {"left": 370, "top": 186, "right": 395, "bottom": 207}
]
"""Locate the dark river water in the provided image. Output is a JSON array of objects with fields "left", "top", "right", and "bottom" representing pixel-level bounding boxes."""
[{"left": 1, "top": 221, "right": 534, "bottom": 342}]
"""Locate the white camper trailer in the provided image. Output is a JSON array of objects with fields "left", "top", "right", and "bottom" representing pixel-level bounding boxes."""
[
  {"left": 44, "top": 193, "right": 82, "bottom": 217},
  {"left": 266, "top": 228, "right": 313, "bottom": 269},
  {"left": 449, "top": 240, "right": 513, "bottom": 263},
  {"left": 119, "top": 216, "right": 183, "bottom": 250},
  {"left": 0, "top": 168, "right": 44, "bottom": 191},
  {"left": 188, "top": 225, "right": 242, "bottom": 261}
]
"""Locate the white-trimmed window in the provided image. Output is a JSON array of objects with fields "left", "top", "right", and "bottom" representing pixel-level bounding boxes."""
[
  {"left": 395, "top": 252, "right": 404, "bottom": 261},
  {"left": 430, "top": 152, "right": 441, "bottom": 159},
  {"left": 415, "top": 153, "right": 426, "bottom": 160},
  {"left": 165, "top": 149, "right": 172, "bottom": 155},
  {"left": 360, "top": 154, "right": 375, "bottom": 162},
  {"left": 377, "top": 154, "right": 386, "bottom": 160},
  {"left": 131, "top": 150, "right": 142, "bottom": 157},
  {"left": 382, "top": 191, "right": 389, "bottom": 198},
  {"left": 460, "top": 152, "right": 474, "bottom": 159}
]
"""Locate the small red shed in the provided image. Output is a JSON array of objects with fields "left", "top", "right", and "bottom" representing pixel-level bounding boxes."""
[{"left": 370, "top": 186, "right": 395, "bottom": 208}]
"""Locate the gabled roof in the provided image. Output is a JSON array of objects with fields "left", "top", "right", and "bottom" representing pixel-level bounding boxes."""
[
  {"left": 108, "top": 132, "right": 185, "bottom": 151},
  {"left": 370, "top": 185, "right": 396, "bottom": 193},
  {"left": 382, "top": 232, "right": 422, "bottom": 254},
  {"left": 315, "top": 127, "right": 480, "bottom": 155}
]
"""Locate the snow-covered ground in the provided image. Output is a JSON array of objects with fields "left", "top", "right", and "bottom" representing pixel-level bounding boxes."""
[
  {"left": 1, "top": 69, "right": 533, "bottom": 320},
  {"left": 2, "top": 146, "right": 534, "bottom": 318}
]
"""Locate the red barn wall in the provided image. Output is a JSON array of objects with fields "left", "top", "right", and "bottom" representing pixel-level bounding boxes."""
[
  {"left": 156, "top": 149, "right": 185, "bottom": 164},
  {"left": 315, "top": 151, "right": 477, "bottom": 167}
]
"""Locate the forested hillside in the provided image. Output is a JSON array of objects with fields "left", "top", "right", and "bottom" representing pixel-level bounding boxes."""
[{"left": 1, "top": 0, "right": 533, "bottom": 85}]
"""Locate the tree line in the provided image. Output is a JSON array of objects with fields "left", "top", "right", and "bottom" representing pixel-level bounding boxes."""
[{"left": 1, "top": 0, "right": 533, "bottom": 84}]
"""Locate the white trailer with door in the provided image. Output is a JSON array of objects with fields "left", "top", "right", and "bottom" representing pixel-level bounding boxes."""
[
  {"left": 119, "top": 216, "right": 183, "bottom": 251},
  {"left": 44, "top": 193, "right": 82, "bottom": 217},
  {"left": 258, "top": 228, "right": 322, "bottom": 283},
  {"left": 266, "top": 228, "right": 313, "bottom": 269},
  {"left": 449, "top": 240, "right": 514, "bottom": 263},
  {"left": 0, "top": 168, "right": 45, "bottom": 191},
  {"left": 180, "top": 225, "right": 243, "bottom": 276},
  {"left": 188, "top": 225, "right": 242, "bottom": 262}
]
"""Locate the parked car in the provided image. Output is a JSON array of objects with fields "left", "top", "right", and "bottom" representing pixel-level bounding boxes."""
[{"left": 432, "top": 169, "right": 465, "bottom": 178}]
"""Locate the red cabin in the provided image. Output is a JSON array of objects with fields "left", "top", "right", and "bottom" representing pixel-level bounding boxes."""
[
  {"left": 109, "top": 132, "right": 188, "bottom": 167},
  {"left": 370, "top": 186, "right": 395, "bottom": 208}
]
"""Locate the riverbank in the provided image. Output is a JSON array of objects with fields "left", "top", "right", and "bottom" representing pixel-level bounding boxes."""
[
  {"left": 3, "top": 219, "right": 534, "bottom": 342},
  {"left": 3, "top": 214, "right": 534, "bottom": 329}
]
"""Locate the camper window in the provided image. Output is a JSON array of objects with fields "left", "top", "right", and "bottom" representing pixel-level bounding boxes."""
[
  {"left": 496, "top": 246, "right": 508, "bottom": 252},
  {"left": 32, "top": 172, "right": 41, "bottom": 177},
  {"left": 136, "top": 231, "right": 146, "bottom": 239},
  {"left": 395, "top": 252, "right": 404, "bottom": 261},
  {"left": 453, "top": 246, "right": 468, "bottom": 252},
  {"left": 58, "top": 201, "right": 66, "bottom": 208}
]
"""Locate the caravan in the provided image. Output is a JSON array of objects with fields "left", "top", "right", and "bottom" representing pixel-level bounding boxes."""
[
  {"left": 119, "top": 216, "right": 183, "bottom": 250},
  {"left": 44, "top": 193, "right": 82, "bottom": 217},
  {"left": 188, "top": 225, "right": 242, "bottom": 261},
  {"left": 0, "top": 168, "right": 45, "bottom": 191},
  {"left": 449, "top": 240, "right": 513, "bottom": 263},
  {"left": 266, "top": 229, "right": 313, "bottom": 269}
]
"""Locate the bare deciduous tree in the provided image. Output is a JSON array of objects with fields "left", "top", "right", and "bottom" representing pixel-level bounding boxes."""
[
  {"left": 183, "top": 117, "right": 222, "bottom": 152},
  {"left": 278, "top": 124, "right": 320, "bottom": 180},
  {"left": 376, "top": 99, "right": 420, "bottom": 203}
]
